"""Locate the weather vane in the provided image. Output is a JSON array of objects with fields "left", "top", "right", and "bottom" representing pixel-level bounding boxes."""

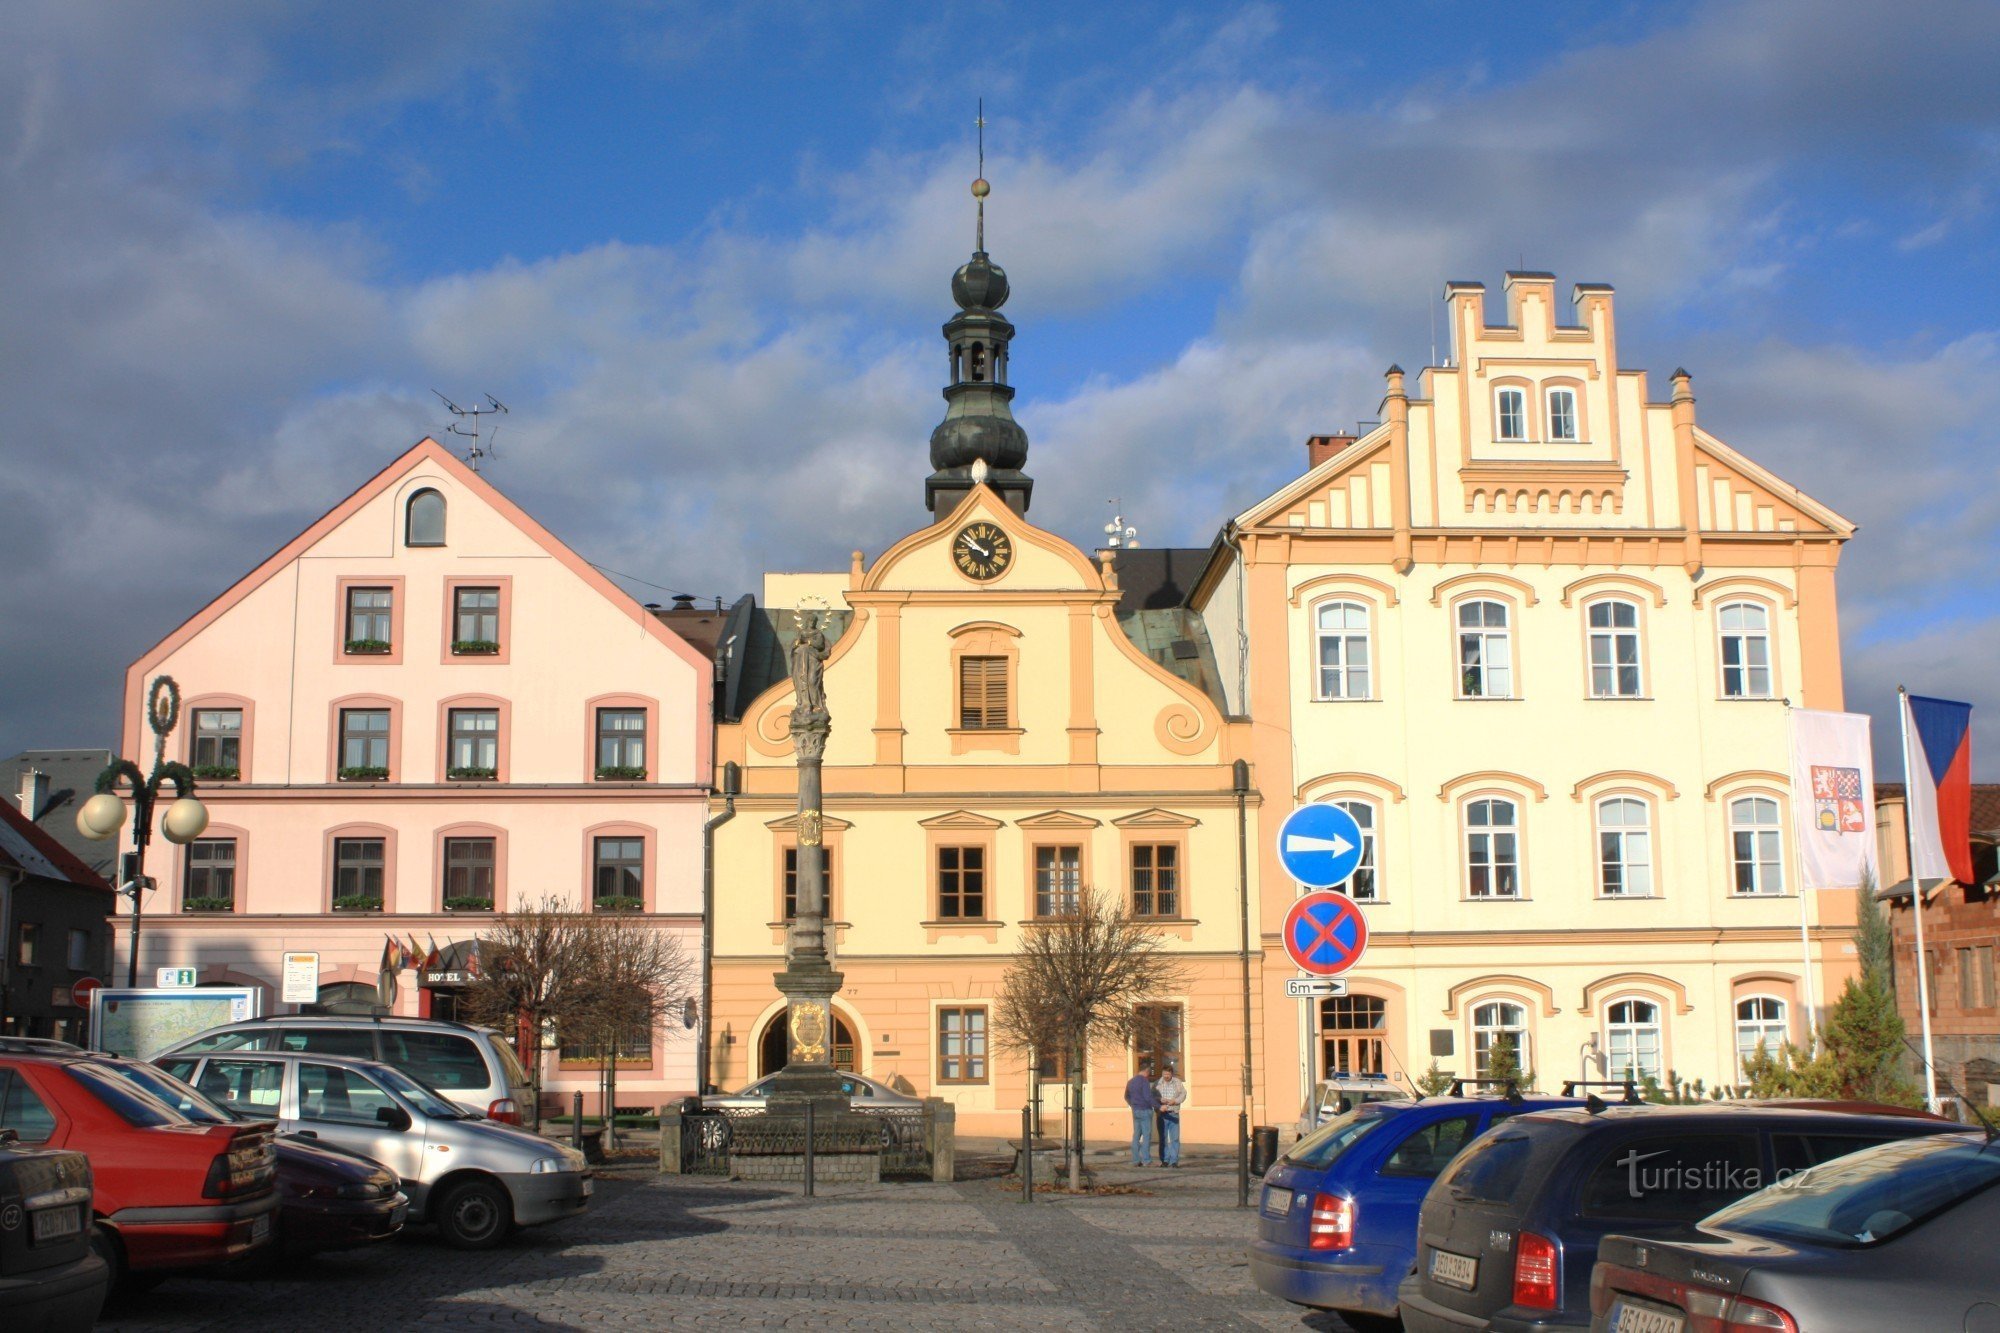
[{"left": 972, "top": 98, "right": 989, "bottom": 253}]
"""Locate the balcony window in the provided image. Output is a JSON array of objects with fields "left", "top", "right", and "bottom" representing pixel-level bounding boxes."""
[
  {"left": 191, "top": 709, "right": 242, "bottom": 780},
  {"left": 596, "top": 708, "right": 647, "bottom": 779},
  {"left": 332, "top": 838, "right": 385, "bottom": 910}
]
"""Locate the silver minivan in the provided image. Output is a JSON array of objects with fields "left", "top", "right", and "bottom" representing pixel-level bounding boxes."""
[{"left": 156, "top": 1049, "right": 588, "bottom": 1250}]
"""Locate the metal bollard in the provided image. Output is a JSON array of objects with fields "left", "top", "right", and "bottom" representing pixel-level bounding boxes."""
[
  {"left": 1021, "top": 1104, "right": 1033, "bottom": 1204},
  {"left": 572, "top": 1092, "right": 584, "bottom": 1152},
  {"left": 803, "top": 1100, "right": 816, "bottom": 1198},
  {"left": 1236, "top": 1110, "right": 1250, "bottom": 1208}
]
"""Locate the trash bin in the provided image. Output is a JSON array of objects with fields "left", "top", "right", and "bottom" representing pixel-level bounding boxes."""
[{"left": 1250, "top": 1125, "right": 1279, "bottom": 1176}]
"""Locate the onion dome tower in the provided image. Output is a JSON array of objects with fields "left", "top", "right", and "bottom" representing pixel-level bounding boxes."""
[{"left": 926, "top": 137, "right": 1033, "bottom": 515}]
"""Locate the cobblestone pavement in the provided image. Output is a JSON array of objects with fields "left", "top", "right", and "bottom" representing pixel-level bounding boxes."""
[{"left": 96, "top": 1151, "right": 1365, "bottom": 1332}]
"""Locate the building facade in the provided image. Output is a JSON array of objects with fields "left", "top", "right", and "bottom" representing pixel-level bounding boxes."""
[
  {"left": 0, "top": 795, "right": 113, "bottom": 1040},
  {"left": 1193, "top": 273, "right": 1859, "bottom": 1123},
  {"left": 113, "top": 439, "right": 714, "bottom": 1111}
]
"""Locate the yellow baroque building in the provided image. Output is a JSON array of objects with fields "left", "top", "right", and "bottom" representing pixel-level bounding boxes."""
[{"left": 1191, "top": 273, "right": 1859, "bottom": 1124}]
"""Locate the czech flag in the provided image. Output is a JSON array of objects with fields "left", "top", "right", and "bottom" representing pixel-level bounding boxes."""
[{"left": 1904, "top": 692, "right": 1975, "bottom": 885}]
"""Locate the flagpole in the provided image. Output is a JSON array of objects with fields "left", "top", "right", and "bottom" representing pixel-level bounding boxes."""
[
  {"left": 1784, "top": 707, "right": 1821, "bottom": 1050},
  {"left": 1898, "top": 686, "right": 1941, "bottom": 1114}
]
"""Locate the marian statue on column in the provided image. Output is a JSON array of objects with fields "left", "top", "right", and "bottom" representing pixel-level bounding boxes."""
[{"left": 789, "top": 608, "right": 831, "bottom": 718}]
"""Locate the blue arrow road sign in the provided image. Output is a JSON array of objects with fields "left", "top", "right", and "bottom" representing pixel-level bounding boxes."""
[{"left": 1276, "top": 803, "right": 1365, "bottom": 888}]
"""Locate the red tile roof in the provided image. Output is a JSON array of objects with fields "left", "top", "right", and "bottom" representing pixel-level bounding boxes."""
[
  {"left": 0, "top": 798, "right": 111, "bottom": 890},
  {"left": 1877, "top": 783, "right": 2000, "bottom": 835}
]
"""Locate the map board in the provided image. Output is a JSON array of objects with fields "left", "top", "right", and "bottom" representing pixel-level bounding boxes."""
[{"left": 89, "top": 986, "right": 261, "bottom": 1060}]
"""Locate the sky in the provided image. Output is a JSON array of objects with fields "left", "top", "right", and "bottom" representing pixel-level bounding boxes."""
[{"left": 2, "top": 0, "right": 1996, "bottom": 779}]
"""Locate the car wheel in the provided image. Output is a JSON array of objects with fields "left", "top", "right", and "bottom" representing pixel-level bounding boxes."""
[
  {"left": 436, "top": 1177, "right": 512, "bottom": 1250},
  {"left": 1342, "top": 1314, "right": 1402, "bottom": 1333},
  {"left": 89, "top": 1223, "right": 160, "bottom": 1295}
]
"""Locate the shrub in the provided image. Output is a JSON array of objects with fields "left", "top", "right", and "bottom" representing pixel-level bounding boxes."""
[
  {"left": 444, "top": 896, "right": 495, "bottom": 912},
  {"left": 344, "top": 638, "right": 392, "bottom": 654},
  {"left": 595, "top": 764, "right": 647, "bottom": 781},
  {"left": 181, "top": 896, "right": 234, "bottom": 913},
  {"left": 451, "top": 639, "right": 500, "bottom": 655},
  {"left": 190, "top": 764, "right": 239, "bottom": 781},
  {"left": 594, "top": 895, "right": 644, "bottom": 912},
  {"left": 447, "top": 766, "right": 497, "bottom": 781},
  {"left": 338, "top": 765, "right": 390, "bottom": 781},
  {"left": 332, "top": 895, "right": 383, "bottom": 912}
]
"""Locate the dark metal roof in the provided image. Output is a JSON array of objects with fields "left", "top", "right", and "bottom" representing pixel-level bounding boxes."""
[
  {"left": 1105, "top": 547, "right": 1207, "bottom": 616},
  {"left": 1117, "top": 608, "right": 1227, "bottom": 709},
  {"left": 0, "top": 795, "right": 110, "bottom": 890},
  {"left": 717, "top": 602, "right": 855, "bottom": 724},
  {"left": 649, "top": 605, "right": 732, "bottom": 663},
  {"left": 3, "top": 749, "right": 117, "bottom": 877}
]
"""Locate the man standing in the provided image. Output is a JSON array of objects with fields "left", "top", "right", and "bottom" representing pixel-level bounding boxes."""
[
  {"left": 1124, "top": 1063, "right": 1159, "bottom": 1166},
  {"left": 1155, "top": 1062, "right": 1188, "bottom": 1168}
]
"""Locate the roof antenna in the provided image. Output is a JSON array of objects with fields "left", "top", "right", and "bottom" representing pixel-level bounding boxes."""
[
  {"left": 1104, "top": 498, "right": 1139, "bottom": 550},
  {"left": 434, "top": 391, "right": 509, "bottom": 473},
  {"left": 972, "top": 99, "right": 989, "bottom": 253}
]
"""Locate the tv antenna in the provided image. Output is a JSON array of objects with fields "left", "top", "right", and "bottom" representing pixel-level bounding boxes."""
[
  {"left": 434, "top": 391, "right": 509, "bottom": 472},
  {"left": 1103, "top": 498, "right": 1139, "bottom": 550}
]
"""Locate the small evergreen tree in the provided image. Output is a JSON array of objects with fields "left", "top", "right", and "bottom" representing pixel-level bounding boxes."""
[
  {"left": 1819, "top": 881, "right": 1923, "bottom": 1106},
  {"left": 1484, "top": 1034, "right": 1533, "bottom": 1091},
  {"left": 1415, "top": 1060, "right": 1454, "bottom": 1097}
]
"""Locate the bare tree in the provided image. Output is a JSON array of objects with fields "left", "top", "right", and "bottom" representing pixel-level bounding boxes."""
[
  {"left": 995, "top": 887, "right": 1189, "bottom": 1190},
  {"left": 568, "top": 911, "right": 697, "bottom": 1150},
  {"left": 460, "top": 895, "right": 594, "bottom": 1129}
]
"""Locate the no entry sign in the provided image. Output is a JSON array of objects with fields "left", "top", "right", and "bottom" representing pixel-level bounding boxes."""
[{"left": 1282, "top": 890, "right": 1369, "bottom": 977}]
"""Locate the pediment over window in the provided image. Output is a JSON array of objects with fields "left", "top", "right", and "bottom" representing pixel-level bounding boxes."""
[
  {"left": 764, "top": 812, "right": 854, "bottom": 833},
  {"left": 1110, "top": 808, "right": 1200, "bottom": 830},
  {"left": 917, "top": 810, "right": 1005, "bottom": 830},
  {"left": 1015, "top": 810, "right": 1103, "bottom": 830}
]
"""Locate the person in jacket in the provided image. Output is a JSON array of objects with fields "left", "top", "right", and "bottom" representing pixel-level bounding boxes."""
[
  {"left": 1124, "top": 1063, "right": 1159, "bottom": 1166},
  {"left": 1154, "top": 1063, "right": 1188, "bottom": 1167}
]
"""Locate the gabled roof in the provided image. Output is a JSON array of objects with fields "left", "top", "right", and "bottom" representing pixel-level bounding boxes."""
[
  {"left": 4, "top": 749, "right": 117, "bottom": 876},
  {"left": 0, "top": 798, "right": 110, "bottom": 891},
  {"left": 1690, "top": 429, "right": 1855, "bottom": 538},
  {"left": 1231, "top": 429, "right": 1393, "bottom": 531}
]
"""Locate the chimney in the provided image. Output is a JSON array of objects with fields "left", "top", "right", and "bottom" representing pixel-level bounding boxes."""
[
  {"left": 18, "top": 768, "right": 48, "bottom": 820},
  {"left": 1306, "top": 434, "right": 1358, "bottom": 470}
]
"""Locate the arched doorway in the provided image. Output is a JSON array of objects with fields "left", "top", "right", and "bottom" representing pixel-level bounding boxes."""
[
  {"left": 316, "top": 982, "right": 380, "bottom": 1015},
  {"left": 757, "top": 1010, "right": 858, "bottom": 1077}
]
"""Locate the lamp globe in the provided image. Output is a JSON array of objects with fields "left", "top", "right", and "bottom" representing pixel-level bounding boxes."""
[
  {"left": 77, "top": 793, "right": 128, "bottom": 841},
  {"left": 160, "top": 797, "right": 210, "bottom": 845}
]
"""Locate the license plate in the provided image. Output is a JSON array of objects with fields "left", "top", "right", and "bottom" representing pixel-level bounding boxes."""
[
  {"left": 1263, "top": 1187, "right": 1292, "bottom": 1216},
  {"left": 32, "top": 1206, "right": 80, "bottom": 1242},
  {"left": 1610, "top": 1299, "right": 1686, "bottom": 1333},
  {"left": 580, "top": 1177, "right": 594, "bottom": 1197},
  {"left": 1429, "top": 1247, "right": 1478, "bottom": 1290},
  {"left": 251, "top": 1213, "right": 272, "bottom": 1242}
]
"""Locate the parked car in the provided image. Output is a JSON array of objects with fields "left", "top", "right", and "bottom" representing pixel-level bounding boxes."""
[
  {"left": 1253, "top": 1089, "right": 1584, "bottom": 1329},
  {"left": 156, "top": 1049, "right": 588, "bottom": 1250},
  {"left": 1590, "top": 1131, "right": 2000, "bottom": 1333},
  {"left": 102, "top": 1056, "right": 405, "bottom": 1257},
  {"left": 158, "top": 1014, "right": 533, "bottom": 1123},
  {"left": 0, "top": 1045, "right": 277, "bottom": 1290},
  {"left": 1298, "top": 1074, "right": 1413, "bottom": 1133},
  {"left": 1398, "top": 1103, "right": 1961, "bottom": 1332},
  {"left": 703, "top": 1070, "right": 923, "bottom": 1111},
  {"left": 0, "top": 1134, "right": 107, "bottom": 1331}
]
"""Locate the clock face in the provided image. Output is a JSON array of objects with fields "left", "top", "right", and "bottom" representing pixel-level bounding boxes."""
[{"left": 952, "top": 521, "right": 1013, "bottom": 581}]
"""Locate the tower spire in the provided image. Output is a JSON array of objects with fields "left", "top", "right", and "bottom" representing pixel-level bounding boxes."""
[{"left": 974, "top": 100, "right": 987, "bottom": 253}]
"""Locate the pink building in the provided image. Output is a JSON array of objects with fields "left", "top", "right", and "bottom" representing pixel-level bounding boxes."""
[{"left": 114, "top": 438, "right": 714, "bottom": 1111}]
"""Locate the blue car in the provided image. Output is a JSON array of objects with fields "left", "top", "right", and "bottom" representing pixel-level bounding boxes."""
[{"left": 1250, "top": 1086, "right": 1586, "bottom": 1327}]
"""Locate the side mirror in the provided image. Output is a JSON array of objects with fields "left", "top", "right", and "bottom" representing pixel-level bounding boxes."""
[{"left": 376, "top": 1105, "right": 413, "bottom": 1132}]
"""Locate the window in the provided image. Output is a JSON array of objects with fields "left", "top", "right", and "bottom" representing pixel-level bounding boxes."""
[
  {"left": 1587, "top": 600, "right": 1643, "bottom": 697},
  {"left": 1033, "top": 845, "right": 1082, "bottom": 917},
  {"left": 453, "top": 587, "right": 501, "bottom": 652},
  {"left": 1457, "top": 600, "right": 1513, "bottom": 698},
  {"left": 1472, "top": 1000, "right": 1530, "bottom": 1078},
  {"left": 332, "top": 838, "right": 385, "bottom": 906},
  {"left": 1464, "top": 799, "right": 1521, "bottom": 898},
  {"left": 1596, "top": 797, "right": 1654, "bottom": 897},
  {"left": 560, "top": 1007, "right": 654, "bottom": 1063},
  {"left": 1381, "top": 1115, "right": 1478, "bottom": 1179},
  {"left": 1735, "top": 996, "right": 1789, "bottom": 1075},
  {"left": 1495, "top": 386, "right": 1527, "bottom": 441},
  {"left": 447, "top": 708, "right": 499, "bottom": 777},
  {"left": 596, "top": 708, "right": 647, "bottom": 777},
  {"left": 1605, "top": 999, "right": 1663, "bottom": 1080},
  {"left": 1130, "top": 843, "right": 1180, "bottom": 918},
  {"left": 443, "top": 837, "right": 495, "bottom": 905},
  {"left": 1546, "top": 387, "right": 1578, "bottom": 441},
  {"left": 1579, "top": 1134, "right": 1761, "bottom": 1222},
  {"left": 1719, "top": 602, "right": 1773, "bottom": 698},
  {"left": 338, "top": 709, "right": 391, "bottom": 776},
  {"left": 781, "top": 847, "right": 834, "bottom": 921},
  {"left": 381, "top": 1032, "right": 489, "bottom": 1090},
  {"left": 594, "top": 837, "right": 645, "bottom": 909},
  {"left": 1729, "top": 797, "right": 1785, "bottom": 895},
  {"left": 959, "top": 655, "right": 1009, "bottom": 729},
  {"left": 405, "top": 488, "right": 445, "bottom": 546},
  {"left": 344, "top": 586, "right": 393, "bottom": 650},
  {"left": 184, "top": 838, "right": 237, "bottom": 910},
  {"left": 1133, "top": 1003, "right": 1184, "bottom": 1077},
  {"left": 16, "top": 923, "right": 37, "bottom": 966},
  {"left": 298, "top": 1062, "right": 397, "bottom": 1127},
  {"left": 194, "top": 1060, "right": 286, "bottom": 1117},
  {"left": 1331, "top": 799, "right": 1379, "bottom": 900},
  {"left": 936, "top": 846, "right": 986, "bottom": 919},
  {"left": 1959, "top": 946, "right": 1997, "bottom": 1010},
  {"left": 0, "top": 1069, "right": 58, "bottom": 1143},
  {"left": 1321, "top": 994, "right": 1386, "bottom": 1076},
  {"left": 66, "top": 928, "right": 90, "bottom": 971},
  {"left": 1314, "top": 601, "right": 1372, "bottom": 699},
  {"left": 937, "top": 1007, "right": 988, "bottom": 1082},
  {"left": 191, "top": 708, "right": 242, "bottom": 776}
]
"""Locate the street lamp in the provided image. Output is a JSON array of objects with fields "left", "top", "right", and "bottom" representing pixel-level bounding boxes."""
[{"left": 77, "top": 676, "right": 208, "bottom": 986}]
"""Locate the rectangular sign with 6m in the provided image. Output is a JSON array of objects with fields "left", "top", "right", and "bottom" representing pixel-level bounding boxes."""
[{"left": 1285, "top": 978, "right": 1348, "bottom": 998}]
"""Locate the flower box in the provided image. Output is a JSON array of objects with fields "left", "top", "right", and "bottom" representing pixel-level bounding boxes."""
[
  {"left": 344, "top": 639, "right": 392, "bottom": 655},
  {"left": 594, "top": 895, "right": 644, "bottom": 913},
  {"left": 190, "top": 765, "right": 240, "bottom": 782},
  {"left": 447, "top": 766, "right": 497, "bottom": 781},
  {"left": 443, "top": 896, "right": 494, "bottom": 913},
  {"left": 181, "top": 897, "right": 234, "bottom": 913},
  {"left": 451, "top": 639, "right": 500, "bottom": 656},
  {"left": 595, "top": 764, "right": 647, "bottom": 781},
  {"left": 338, "top": 766, "right": 390, "bottom": 782},
  {"left": 331, "top": 895, "right": 383, "bottom": 913}
]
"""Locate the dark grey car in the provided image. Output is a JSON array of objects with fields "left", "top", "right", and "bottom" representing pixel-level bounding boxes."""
[{"left": 1589, "top": 1132, "right": 2000, "bottom": 1333}]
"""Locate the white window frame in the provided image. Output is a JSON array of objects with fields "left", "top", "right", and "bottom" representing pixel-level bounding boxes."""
[
  {"left": 1463, "top": 797, "right": 1522, "bottom": 899},
  {"left": 1456, "top": 599, "right": 1514, "bottom": 699},
  {"left": 1330, "top": 798, "right": 1380, "bottom": 901},
  {"left": 1718, "top": 601, "right": 1774, "bottom": 698},
  {"left": 1586, "top": 598, "right": 1644, "bottom": 698},
  {"left": 1546, "top": 386, "right": 1579, "bottom": 441},
  {"left": 1728, "top": 795, "right": 1786, "bottom": 896},
  {"left": 1604, "top": 998, "right": 1663, "bottom": 1081},
  {"left": 1734, "top": 995, "right": 1789, "bottom": 1077},
  {"left": 1494, "top": 386, "right": 1528, "bottom": 441},
  {"left": 1596, "top": 796, "right": 1654, "bottom": 897},
  {"left": 1313, "top": 600, "right": 1373, "bottom": 701},
  {"left": 1471, "top": 1000, "right": 1531, "bottom": 1078}
]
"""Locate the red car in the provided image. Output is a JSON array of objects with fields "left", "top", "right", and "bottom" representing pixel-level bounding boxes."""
[{"left": 0, "top": 1048, "right": 278, "bottom": 1289}]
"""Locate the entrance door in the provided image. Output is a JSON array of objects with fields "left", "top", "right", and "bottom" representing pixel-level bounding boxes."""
[
  {"left": 757, "top": 1011, "right": 858, "bottom": 1077},
  {"left": 1320, "top": 994, "right": 1386, "bottom": 1077}
]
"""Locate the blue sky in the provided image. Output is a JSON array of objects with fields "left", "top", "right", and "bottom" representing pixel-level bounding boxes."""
[{"left": 2, "top": 0, "right": 1997, "bottom": 776}]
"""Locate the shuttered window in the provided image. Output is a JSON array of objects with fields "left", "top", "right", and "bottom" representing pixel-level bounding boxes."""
[{"left": 959, "top": 655, "right": 1009, "bottom": 729}]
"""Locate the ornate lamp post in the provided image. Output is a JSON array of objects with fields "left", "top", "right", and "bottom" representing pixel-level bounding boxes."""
[{"left": 76, "top": 676, "right": 209, "bottom": 986}]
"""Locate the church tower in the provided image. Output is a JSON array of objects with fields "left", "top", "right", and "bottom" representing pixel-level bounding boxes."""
[{"left": 925, "top": 166, "right": 1033, "bottom": 515}]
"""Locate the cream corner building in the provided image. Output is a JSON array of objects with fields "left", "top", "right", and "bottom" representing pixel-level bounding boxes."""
[{"left": 1193, "top": 273, "right": 1858, "bottom": 1121}]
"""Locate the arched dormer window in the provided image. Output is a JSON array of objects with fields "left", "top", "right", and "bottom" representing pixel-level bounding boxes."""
[{"left": 406, "top": 488, "right": 446, "bottom": 547}]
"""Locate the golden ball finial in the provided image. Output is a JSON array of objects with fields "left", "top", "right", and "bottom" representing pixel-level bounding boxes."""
[{"left": 971, "top": 177, "right": 990, "bottom": 199}]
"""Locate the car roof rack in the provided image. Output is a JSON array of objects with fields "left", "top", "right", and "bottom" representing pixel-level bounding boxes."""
[
  {"left": 0, "top": 1036, "right": 84, "bottom": 1056},
  {"left": 1562, "top": 1079, "right": 1645, "bottom": 1109},
  {"left": 241, "top": 1009, "right": 480, "bottom": 1033},
  {"left": 1445, "top": 1077, "right": 1524, "bottom": 1104}
]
